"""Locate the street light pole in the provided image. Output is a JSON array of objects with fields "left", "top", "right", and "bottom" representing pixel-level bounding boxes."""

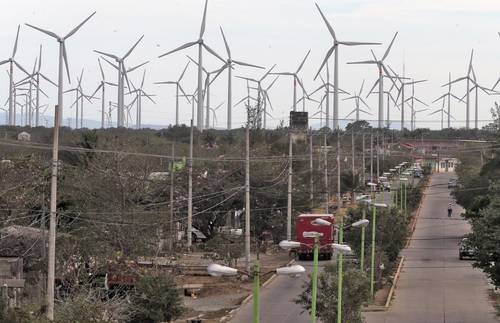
[
  {"left": 311, "top": 237, "right": 319, "bottom": 323},
  {"left": 253, "top": 261, "right": 260, "bottom": 323},
  {"left": 360, "top": 206, "right": 366, "bottom": 271},
  {"left": 336, "top": 132, "right": 343, "bottom": 323},
  {"left": 370, "top": 203, "right": 377, "bottom": 298}
]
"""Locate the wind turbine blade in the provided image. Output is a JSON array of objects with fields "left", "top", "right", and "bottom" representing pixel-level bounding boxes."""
[
  {"left": 381, "top": 31, "right": 398, "bottom": 61},
  {"left": 407, "top": 79, "right": 427, "bottom": 86},
  {"left": 347, "top": 60, "right": 377, "bottom": 65},
  {"left": 266, "top": 75, "right": 280, "bottom": 91},
  {"left": 121, "top": 63, "right": 132, "bottom": 91},
  {"left": 90, "top": 83, "right": 103, "bottom": 98},
  {"left": 450, "top": 94, "right": 465, "bottom": 103},
  {"left": 359, "top": 79, "right": 365, "bottom": 95},
  {"left": 178, "top": 61, "right": 190, "bottom": 82},
  {"left": 467, "top": 49, "right": 474, "bottom": 76},
  {"left": 366, "top": 78, "right": 379, "bottom": 98},
  {"left": 359, "top": 97, "right": 371, "bottom": 109},
  {"left": 77, "top": 68, "right": 84, "bottom": 87},
  {"left": 414, "top": 97, "right": 428, "bottom": 106},
  {"left": 432, "top": 94, "right": 446, "bottom": 103},
  {"left": 0, "top": 59, "right": 10, "bottom": 66},
  {"left": 154, "top": 81, "right": 176, "bottom": 85},
  {"left": 64, "top": 12, "right": 96, "bottom": 39},
  {"left": 158, "top": 41, "right": 198, "bottom": 58},
  {"left": 296, "top": 77, "right": 308, "bottom": 97},
  {"left": 62, "top": 43, "right": 71, "bottom": 83},
  {"left": 199, "top": 0, "right": 209, "bottom": 38},
  {"left": 13, "top": 60, "right": 30, "bottom": 76},
  {"left": 12, "top": 25, "right": 20, "bottom": 58},
  {"left": 123, "top": 35, "right": 144, "bottom": 59},
  {"left": 25, "top": 23, "right": 59, "bottom": 39},
  {"left": 339, "top": 41, "right": 381, "bottom": 46},
  {"left": 105, "top": 81, "right": 118, "bottom": 87},
  {"left": 428, "top": 109, "right": 441, "bottom": 116},
  {"left": 219, "top": 27, "right": 231, "bottom": 58},
  {"left": 359, "top": 109, "right": 372, "bottom": 115},
  {"left": 342, "top": 96, "right": 355, "bottom": 101},
  {"left": 100, "top": 56, "right": 119, "bottom": 70},
  {"left": 314, "top": 45, "right": 335, "bottom": 80},
  {"left": 442, "top": 76, "right": 466, "bottom": 87},
  {"left": 140, "top": 70, "right": 146, "bottom": 88},
  {"left": 296, "top": 50, "right": 311, "bottom": 74},
  {"left": 345, "top": 109, "right": 355, "bottom": 118},
  {"left": 202, "top": 43, "right": 226, "bottom": 63},
  {"left": 94, "top": 50, "right": 119, "bottom": 61},
  {"left": 209, "top": 65, "right": 227, "bottom": 86},
  {"left": 178, "top": 84, "right": 191, "bottom": 103},
  {"left": 315, "top": 3, "right": 336, "bottom": 40},
  {"left": 143, "top": 92, "right": 156, "bottom": 104},
  {"left": 233, "top": 60, "right": 264, "bottom": 69},
  {"left": 98, "top": 58, "right": 106, "bottom": 80},
  {"left": 127, "top": 61, "right": 149, "bottom": 73}
]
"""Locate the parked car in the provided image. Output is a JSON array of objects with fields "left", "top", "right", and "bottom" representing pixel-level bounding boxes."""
[
  {"left": 448, "top": 179, "right": 457, "bottom": 189},
  {"left": 380, "top": 181, "right": 391, "bottom": 191},
  {"left": 459, "top": 237, "right": 476, "bottom": 260}
]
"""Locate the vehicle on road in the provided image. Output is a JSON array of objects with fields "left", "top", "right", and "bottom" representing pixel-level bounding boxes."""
[
  {"left": 295, "top": 214, "right": 335, "bottom": 261},
  {"left": 459, "top": 237, "right": 477, "bottom": 260},
  {"left": 448, "top": 179, "right": 457, "bottom": 189},
  {"left": 380, "top": 181, "right": 391, "bottom": 191}
]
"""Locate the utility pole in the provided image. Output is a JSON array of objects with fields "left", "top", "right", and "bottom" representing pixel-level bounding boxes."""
[
  {"left": 47, "top": 104, "right": 61, "bottom": 320},
  {"left": 324, "top": 133, "right": 329, "bottom": 213},
  {"left": 309, "top": 131, "right": 314, "bottom": 206},
  {"left": 370, "top": 132, "right": 373, "bottom": 183},
  {"left": 187, "top": 120, "right": 193, "bottom": 251},
  {"left": 245, "top": 123, "right": 251, "bottom": 273},
  {"left": 336, "top": 131, "right": 343, "bottom": 323},
  {"left": 351, "top": 129, "right": 355, "bottom": 184},
  {"left": 169, "top": 143, "right": 175, "bottom": 253},
  {"left": 287, "top": 131, "right": 293, "bottom": 241},
  {"left": 376, "top": 132, "right": 380, "bottom": 182},
  {"left": 362, "top": 133, "right": 365, "bottom": 185}
]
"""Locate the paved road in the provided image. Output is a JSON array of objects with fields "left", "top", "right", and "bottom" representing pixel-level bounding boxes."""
[
  {"left": 365, "top": 172, "right": 498, "bottom": 323},
  {"left": 229, "top": 259, "right": 330, "bottom": 323}
]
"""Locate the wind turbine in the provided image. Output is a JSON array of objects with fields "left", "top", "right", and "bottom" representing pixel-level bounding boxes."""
[
  {"left": 404, "top": 80, "right": 428, "bottom": 131},
  {"left": 128, "top": 70, "right": 156, "bottom": 129},
  {"left": 269, "top": 50, "right": 310, "bottom": 112},
  {"left": 234, "top": 65, "right": 278, "bottom": 129},
  {"left": 208, "top": 102, "right": 224, "bottom": 128},
  {"left": 460, "top": 65, "right": 495, "bottom": 129},
  {"left": 94, "top": 36, "right": 147, "bottom": 127},
  {"left": 343, "top": 80, "right": 371, "bottom": 121},
  {"left": 90, "top": 58, "right": 113, "bottom": 129},
  {"left": 0, "top": 25, "right": 31, "bottom": 125},
  {"left": 429, "top": 100, "right": 456, "bottom": 130},
  {"left": 219, "top": 27, "right": 264, "bottom": 129},
  {"left": 348, "top": 32, "right": 398, "bottom": 128},
  {"left": 314, "top": 3, "right": 380, "bottom": 129},
  {"left": 65, "top": 69, "right": 93, "bottom": 129},
  {"left": 154, "top": 61, "right": 191, "bottom": 126},
  {"left": 411, "top": 108, "right": 429, "bottom": 130},
  {"left": 441, "top": 50, "right": 475, "bottom": 129},
  {"left": 26, "top": 12, "right": 96, "bottom": 127},
  {"left": 158, "top": 0, "right": 225, "bottom": 131},
  {"left": 432, "top": 72, "right": 463, "bottom": 129}
]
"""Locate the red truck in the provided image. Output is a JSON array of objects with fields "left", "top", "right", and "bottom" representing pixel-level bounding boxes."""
[{"left": 295, "top": 214, "right": 336, "bottom": 260}]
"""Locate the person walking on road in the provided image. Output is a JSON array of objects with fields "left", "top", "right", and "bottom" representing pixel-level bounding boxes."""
[{"left": 447, "top": 203, "right": 452, "bottom": 217}]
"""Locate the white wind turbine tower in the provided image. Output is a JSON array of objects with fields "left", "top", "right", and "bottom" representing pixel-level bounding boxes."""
[
  {"left": 90, "top": 58, "right": 113, "bottom": 129},
  {"left": 65, "top": 69, "right": 93, "bottom": 129},
  {"left": 0, "top": 25, "right": 30, "bottom": 125},
  {"left": 94, "top": 36, "right": 147, "bottom": 127},
  {"left": 25, "top": 12, "right": 96, "bottom": 321},
  {"left": 343, "top": 80, "right": 371, "bottom": 121},
  {"left": 185, "top": 55, "right": 226, "bottom": 130},
  {"left": 441, "top": 50, "right": 475, "bottom": 129},
  {"left": 155, "top": 61, "right": 191, "bottom": 126},
  {"left": 269, "top": 50, "right": 310, "bottom": 112},
  {"left": 348, "top": 32, "right": 398, "bottom": 128},
  {"left": 15, "top": 59, "right": 37, "bottom": 126},
  {"left": 428, "top": 100, "right": 456, "bottom": 130},
  {"left": 405, "top": 80, "right": 428, "bottom": 131},
  {"left": 432, "top": 72, "right": 463, "bottom": 129},
  {"left": 159, "top": 0, "right": 225, "bottom": 131},
  {"left": 208, "top": 102, "right": 224, "bottom": 128},
  {"left": 219, "top": 27, "right": 264, "bottom": 129},
  {"left": 460, "top": 65, "right": 495, "bottom": 129},
  {"left": 26, "top": 13, "right": 96, "bottom": 126},
  {"left": 314, "top": 3, "right": 380, "bottom": 129},
  {"left": 128, "top": 70, "right": 156, "bottom": 129}
]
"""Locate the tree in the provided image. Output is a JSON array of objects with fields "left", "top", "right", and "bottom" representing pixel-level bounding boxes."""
[
  {"left": 129, "top": 272, "right": 184, "bottom": 323},
  {"left": 295, "top": 264, "right": 369, "bottom": 323},
  {"left": 468, "top": 182, "right": 500, "bottom": 288},
  {"left": 345, "top": 120, "right": 371, "bottom": 132}
]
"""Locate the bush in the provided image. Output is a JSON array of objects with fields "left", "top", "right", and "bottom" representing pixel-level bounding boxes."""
[{"left": 129, "top": 272, "right": 184, "bottom": 323}]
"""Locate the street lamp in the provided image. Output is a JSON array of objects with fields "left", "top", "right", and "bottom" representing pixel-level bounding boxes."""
[
  {"left": 369, "top": 201, "right": 387, "bottom": 298},
  {"left": 207, "top": 263, "right": 305, "bottom": 323},
  {"left": 279, "top": 218, "right": 350, "bottom": 323}
]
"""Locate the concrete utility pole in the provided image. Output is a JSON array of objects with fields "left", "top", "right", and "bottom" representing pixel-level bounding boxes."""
[
  {"left": 309, "top": 131, "right": 314, "bottom": 206},
  {"left": 351, "top": 130, "right": 355, "bottom": 184},
  {"left": 245, "top": 123, "right": 251, "bottom": 273},
  {"left": 362, "top": 133, "right": 365, "bottom": 185},
  {"left": 370, "top": 132, "right": 374, "bottom": 183},
  {"left": 376, "top": 132, "right": 380, "bottom": 181},
  {"left": 324, "top": 133, "right": 329, "bottom": 213},
  {"left": 187, "top": 120, "right": 193, "bottom": 250},
  {"left": 287, "top": 131, "right": 293, "bottom": 241},
  {"left": 169, "top": 143, "right": 175, "bottom": 253},
  {"left": 47, "top": 104, "right": 61, "bottom": 320},
  {"left": 337, "top": 132, "right": 341, "bottom": 212}
]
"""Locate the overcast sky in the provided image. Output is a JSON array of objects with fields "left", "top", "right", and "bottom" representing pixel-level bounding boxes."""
[{"left": 1, "top": 0, "right": 499, "bottom": 129}]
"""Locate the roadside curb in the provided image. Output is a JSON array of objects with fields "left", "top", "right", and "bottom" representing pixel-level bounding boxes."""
[
  {"left": 220, "top": 258, "right": 296, "bottom": 322},
  {"left": 384, "top": 256, "right": 405, "bottom": 308},
  {"left": 405, "top": 180, "right": 429, "bottom": 248}
]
